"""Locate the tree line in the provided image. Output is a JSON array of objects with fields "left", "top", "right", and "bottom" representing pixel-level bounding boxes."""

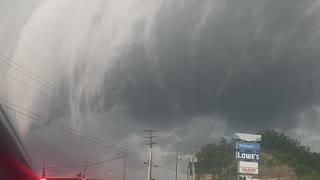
[{"left": 195, "top": 129, "right": 320, "bottom": 179}]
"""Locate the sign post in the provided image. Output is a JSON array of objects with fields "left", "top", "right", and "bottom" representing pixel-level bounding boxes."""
[{"left": 235, "top": 133, "right": 261, "bottom": 180}]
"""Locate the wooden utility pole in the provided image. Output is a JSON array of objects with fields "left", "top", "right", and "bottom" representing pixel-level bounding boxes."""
[
  {"left": 123, "top": 138, "right": 127, "bottom": 180},
  {"left": 83, "top": 159, "right": 88, "bottom": 179},
  {"left": 144, "top": 130, "right": 157, "bottom": 180},
  {"left": 175, "top": 143, "right": 182, "bottom": 180},
  {"left": 192, "top": 145, "right": 197, "bottom": 180},
  {"left": 187, "top": 164, "right": 189, "bottom": 180}
]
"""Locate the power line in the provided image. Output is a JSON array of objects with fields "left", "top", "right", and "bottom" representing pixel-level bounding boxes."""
[
  {"left": 0, "top": 101, "right": 181, "bottom": 172},
  {"left": 34, "top": 155, "right": 123, "bottom": 169},
  {"left": 1, "top": 78, "right": 172, "bottom": 166},
  {"left": 83, "top": 148, "right": 114, "bottom": 160},
  {"left": 0, "top": 54, "right": 144, "bottom": 136},
  {"left": 125, "top": 150, "right": 187, "bottom": 173},
  {"left": 0, "top": 99, "right": 148, "bottom": 167},
  {"left": 0, "top": 98, "right": 180, "bottom": 177},
  {"left": 0, "top": 101, "right": 160, "bottom": 172},
  {"left": 154, "top": 163, "right": 188, "bottom": 174},
  {"left": 0, "top": 98, "right": 117, "bottom": 151},
  {"left": 0, "top": 96, "right": 109, "bottom": 142},
  {"left": 0, "top": 79, "right": 134, "bottom": 162},
  {"left": 33, "top": 167, "right": 69, "bottom": 175},
  {"left": 0, "top": 103, "right": 120, "bottom": 152},
  {"left": 0, "top": 53, "right": 182, "bottom": 171},
  {"left": 100, "top": 166, "right": 147, "bottom": 180},
  {"left": 84, "top": 155, "right": 123, "bottom": 167},
  {"left": 0, "top": 101, "right": 181, "bottom": 177},
  {"left": 122, "top": 144, "right": 173, "bottom": 166},
  {"left": 0, "top": 68, "right": 141, "bottom": 138},
  {"left": 0, "top": 78, "right": 174, "bottom": 169},
  {"left": 0, "top": 56, "right": 179, "bottom": 167},
  {"left": 0, "top": 79, "right": 124, "bottom": 158}
]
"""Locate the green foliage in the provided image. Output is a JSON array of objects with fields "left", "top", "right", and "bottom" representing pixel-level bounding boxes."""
[
  {"left": 307, "top": 170, "right": 320, "bottom": 180},
  {"left": 195, "top": 138, "right": 236, "bottom": 178},
  {"left": 259, "top": 129, "right": 320, "bottom": 177},
  {"left": 196, "top": 129, "right": 320, "bottom": 179}
]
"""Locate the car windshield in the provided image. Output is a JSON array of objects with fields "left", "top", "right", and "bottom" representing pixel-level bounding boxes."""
[{"left": 1, "top": 1, "right": 320, "bottom": 180}]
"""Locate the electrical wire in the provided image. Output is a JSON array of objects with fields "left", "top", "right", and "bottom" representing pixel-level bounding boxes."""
[
  {"left": 0, "top": 58, "right": 179, "bottom": 167},
  {"left": 0, "top": 98, "right": 176, "bottom": 172},
  {"left": 0, "top": 76, "right": 175, "bottom": 167},
  {"left": 0, "top": 54, "right": 143, "bottom": 136},
  {"left": 100, "top": 165, "right": 147, "bottom": 180},
  {"left": 0, "top": 53, "right": 184, "bottom": 173},
  {"left": 34, "top": 155, "right": 123, "bottom": 169},
  {"left": 0, "top": 100, "right": 181, "bottom": 172},
  {"left": 0, "top": 68, "right": 140, "bottom": 138}
]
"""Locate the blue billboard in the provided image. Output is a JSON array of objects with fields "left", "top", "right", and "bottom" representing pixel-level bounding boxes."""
[{"left": 236, "top": 142, "right": 260, "bottom": 151}]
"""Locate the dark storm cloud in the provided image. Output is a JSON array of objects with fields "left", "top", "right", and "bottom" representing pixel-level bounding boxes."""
[
  {"left": 2, "top": 1, "right": 320, "bottom": 178},
  {"left": 101, "top": 0, "right": 320, "bottom": 130}
]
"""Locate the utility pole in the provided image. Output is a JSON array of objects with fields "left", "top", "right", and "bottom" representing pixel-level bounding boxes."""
[
  {"left": 175, "top": 143, "right": 182, "bottom": 180},
  {"left": 123, "top": 138, "right": 127, "bottom": 180},
  {"left": 211, "top": 143, "right": 214, "bottom": 180},
  {"left": 144, "top": 130, "right": 157, "bottom": 180},
  {"left": 83, "top": 159, "right": 88, "bottom": 179},
  {"left": 187, "top": 164, "right": 189, "bottom": 180},
  {"left": 41, "top": 159, "right": 46, "bottom": 179},
  {"left": 108, "top": 170, "right": 113, "bottom": 180},
  {"left": 226, "top": 141, "right": 228, "bottom": 161},
  {"left": 192, "top": 145, "right": 197, "bottom": 180}
]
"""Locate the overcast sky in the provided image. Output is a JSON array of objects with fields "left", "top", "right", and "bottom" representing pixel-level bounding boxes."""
[{"left": 2, "top": 0, "right": 320, "bottom": 179}]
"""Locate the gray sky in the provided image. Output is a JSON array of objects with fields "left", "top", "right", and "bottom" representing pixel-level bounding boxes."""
[{"left": 2, "top": 0, "right": 320, "bottom": 179}]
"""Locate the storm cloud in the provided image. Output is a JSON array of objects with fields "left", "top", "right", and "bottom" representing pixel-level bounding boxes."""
[
  {"left": 100, "top": 0, "right": 320, "bottom": 131},
  {"left": 1, "top": 0, "right": 319, "bottom": 134},
  {"left": 2, "top": 0, "right": 320, "bottom": 179}
]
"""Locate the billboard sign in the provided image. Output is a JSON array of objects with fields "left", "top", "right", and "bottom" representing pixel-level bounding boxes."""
[
  {"left": 238, "top": 161, "right": 259, "bottom": 175},
  {"left": 236, "top": 142, "right": 260, "bottom": 151},
  {"left": 236, "top": 151, "right": 260, "bottom": 160},
  {"left": 235, "top": 133, "right": 262, "bottom": 142}
]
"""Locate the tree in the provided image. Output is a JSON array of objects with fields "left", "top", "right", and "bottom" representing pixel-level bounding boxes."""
[{"left": 196, "top": 130, "right": 320, "bottom": 179}]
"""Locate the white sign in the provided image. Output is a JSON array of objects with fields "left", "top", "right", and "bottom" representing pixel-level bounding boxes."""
[
  {"left": 235, "top": 133, "right": 262, "bottom": 142},
  {"left": 236, "top": 152, "right": 260, "bottom": 160},
  {"left": 238, "top": 161, "right": 259, "bottom": 175}
]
